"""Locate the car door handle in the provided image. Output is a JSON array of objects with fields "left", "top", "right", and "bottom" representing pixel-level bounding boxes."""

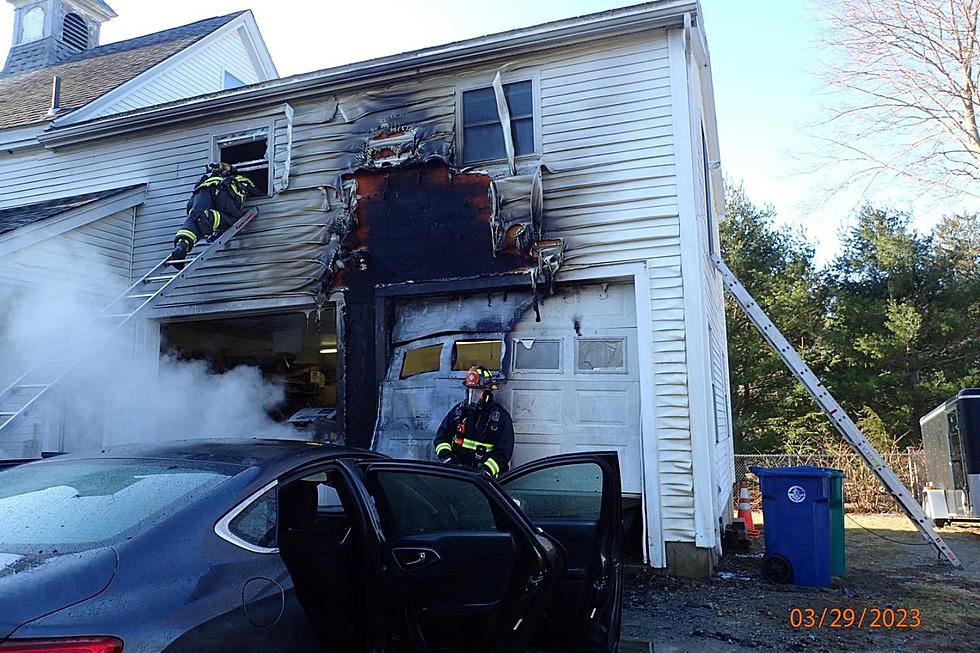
[{"left": 393, "top": 547, "right": 441, "bottom": 572}]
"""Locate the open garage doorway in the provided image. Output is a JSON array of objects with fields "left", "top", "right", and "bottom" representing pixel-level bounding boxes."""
[{"left": 160, "top": 306, "right": 343, "bottom": 442}]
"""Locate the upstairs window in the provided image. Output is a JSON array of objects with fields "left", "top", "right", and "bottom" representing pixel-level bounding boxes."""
[
  {"left": 62, "top": 13, "right": 88, "bottom": 50},
  {"left": 216, "top": 129, "right": 270, "bottom": 195},
  {"left": 461, "top": 80, "right": 534, "bottom": 164}
]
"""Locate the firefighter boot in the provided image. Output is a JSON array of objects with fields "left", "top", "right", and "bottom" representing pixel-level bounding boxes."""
[{"left": 169, "top": 238, "right": 191, "bottom": 270}]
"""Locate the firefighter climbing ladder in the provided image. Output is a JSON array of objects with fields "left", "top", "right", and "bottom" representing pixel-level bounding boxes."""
[
  {"left": 0, "top": 209, "right": 259, "bottom": 441},
  {"left": 714, "top": 256, "right": 961, "bottom": 567}
]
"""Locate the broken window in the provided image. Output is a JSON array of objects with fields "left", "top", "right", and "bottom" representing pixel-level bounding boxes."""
[
  {"left": 513, "top": 338, "right": 561, "bottom": 372},
  {"left": 452, "top": 340, "right": 503, "bottom": 372},
  {"left": 400, "top": 344, "right": 443, "bottom": 379},
  {"left": 461, "top": 80, "right": 534, "bottom": 164},
  {"left": 228, "top": 486, "right": 277, "bottom": 548},
  {"left": 223, "top": 71, "right": 246, "bottom": 90},
  {"left": 216, "top": 129, "right": 270, "bottom": 195},
  {"left": 576, "top": 338, "right": 626, "bottom": 373}
]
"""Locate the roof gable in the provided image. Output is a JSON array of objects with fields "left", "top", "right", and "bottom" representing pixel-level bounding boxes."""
[{"left": 0, "top": 12, "right": 244, "bottom": 130}]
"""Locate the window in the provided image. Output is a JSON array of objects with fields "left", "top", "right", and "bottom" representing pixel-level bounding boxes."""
[
  {"left": 228, "top": 487, "right": 277, "bottom": 548},
  {"left": 461, "top": 80, "right": 534, "bottom": 164},
  {"left": 62, "top": 12, "right": 88, "bottom": 50},
  {"left": 374, "top": 472, "right": 498, "bottom": 536},
  {"left": 452, "top": 340, "right": 502, "bottom": 371},
  {"left": 503, "top": 463, "right": 603, "bottom": 521},
  {"left": 513, "top": 338, "right": 561, "bottom": 372},
  {"left": 223, "top": 71, "right": 246, "bottom": 90},
  {"left": 576, "top": 338, "right": 626, "bottom": 372},
  {"left": 0, "top": 459, "right": 236, "bottom": 552},
  {"left": 400, "top": 343, "right": 443, "bottom": 379},
  {"left": 216, "top": 129, "right": 270, "bottom": 195}
]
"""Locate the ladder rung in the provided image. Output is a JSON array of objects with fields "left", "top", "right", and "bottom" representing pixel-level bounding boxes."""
[
  {"left": 16, "top": 384, "right": 48, "bottom": 390},
  {"left": 99, "top": 313, "right": 133, "bottom": 320},
  {"left": 168, "top": 258, "right": 198, "bottom": 264},
  {"left": 126, "top": 293, "right": 156, "bottom": 300},
  {"left": 144, "top": 275, "right": 177, "bottom": 283},
  {"left": 0, "top": 412, "right": 17, "bottom": 417}
]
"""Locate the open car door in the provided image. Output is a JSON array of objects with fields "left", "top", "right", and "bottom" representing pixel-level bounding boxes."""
[
  {"left": 499, "top": 452, "right": 624, "bottom": 653},
  {"left": 352, "top": 460, "right": 564, "bottom": 653}
]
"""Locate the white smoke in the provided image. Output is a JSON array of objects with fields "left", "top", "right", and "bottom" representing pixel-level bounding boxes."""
[{"left": 0, "top": 241, "right": 302, "bottom": 458}]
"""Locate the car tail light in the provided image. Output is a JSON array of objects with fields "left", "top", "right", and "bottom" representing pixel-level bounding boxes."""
[{"left": 0, "top": 638, "right": 123, "bottom": 653}]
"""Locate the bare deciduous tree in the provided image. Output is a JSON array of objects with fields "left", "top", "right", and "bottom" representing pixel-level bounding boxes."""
[{"left": 817, "top": 0, "right": 980, "bottom": 200}]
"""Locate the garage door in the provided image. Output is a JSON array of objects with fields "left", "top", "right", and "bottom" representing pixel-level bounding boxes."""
[
  {"left": 373, "top": 283, "right": 641, "bottom": 494},
  {"left": 499, "top": 283, "right": 641, "bottom": 494}
]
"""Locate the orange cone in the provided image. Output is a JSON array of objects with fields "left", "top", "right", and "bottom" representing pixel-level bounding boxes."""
[{"left": 736, "top": 483, "right": 759, "bottom": 538}]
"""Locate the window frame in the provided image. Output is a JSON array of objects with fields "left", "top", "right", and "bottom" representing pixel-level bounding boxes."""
[
  {"left": 450, "top": 338, "right": 504, "bottom": 373},
  {"left": 511, "top": 337, "right": 563, "bottom": 375},
  {"left": 455, "top": 72, "right": 542, "bottom": 168},
  {"left": 398, "top": 342, "right": 445, "bottom": 380},
  {"left": 214, "top": 480, "right": 279, "bottom": 554},
  {"left": 574, "top": 337, "right": 629, "bottom": 375},
  {"left": 210, "top": 122, "right": 275, "bottom": 197}
]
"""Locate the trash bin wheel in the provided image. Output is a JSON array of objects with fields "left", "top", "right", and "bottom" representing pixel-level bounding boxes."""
[{"left": 762, "top": 554, "right": 793, "bottom": 584}]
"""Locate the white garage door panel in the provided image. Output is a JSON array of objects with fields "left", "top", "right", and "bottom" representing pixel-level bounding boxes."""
[
  {"left": 575, "top": 389, "right": 630, "bottom": 426},
  {"left": 374, "top": 283, "right": 642, "bottom": 494}
]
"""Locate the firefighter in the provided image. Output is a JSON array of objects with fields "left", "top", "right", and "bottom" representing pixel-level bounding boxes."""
[
  {"left": 168, "top": 162, "right": 261, "bottom": 269},
  {"left": 433, "top": 365, "right": 514, "bottom": 478}
]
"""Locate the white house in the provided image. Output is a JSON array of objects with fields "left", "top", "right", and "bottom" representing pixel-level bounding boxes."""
[{"left": 0, "top": 0, "right": 733, "bottom": 577}]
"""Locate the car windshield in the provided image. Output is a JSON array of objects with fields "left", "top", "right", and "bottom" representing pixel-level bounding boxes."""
[{"left": 0, "top": 458, "right": 239, "bottom": 554}]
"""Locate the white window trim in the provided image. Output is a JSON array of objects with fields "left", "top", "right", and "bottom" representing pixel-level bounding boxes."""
[
  {"left": 454, "top": 70, "right": 542, "bottom": 168},
  {"left": 574, "top": 337, "right": 629, "bottom": 375},
  {"left": 210, "top": 121, "right": 275, "bottom": 197},
  {"left": 511, "top": 337, "right": 563, "bottom": 375}
]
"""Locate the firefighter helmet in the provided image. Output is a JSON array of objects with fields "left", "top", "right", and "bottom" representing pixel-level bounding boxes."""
[{"left": 463, "top": 365, "right": 497, "bottom": 391}]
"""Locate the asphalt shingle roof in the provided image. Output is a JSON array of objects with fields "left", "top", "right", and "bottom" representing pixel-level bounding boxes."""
[
  {"left": 0, "top": 12, "right": 244, "bottom": 130},
  {"left": 0, "top": 185, "right": 143, "bottom": 237}
]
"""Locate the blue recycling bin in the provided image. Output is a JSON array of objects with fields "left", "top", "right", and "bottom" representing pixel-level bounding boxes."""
[{"left": 751, "top": 466, "right": 837, "bottom": 587}]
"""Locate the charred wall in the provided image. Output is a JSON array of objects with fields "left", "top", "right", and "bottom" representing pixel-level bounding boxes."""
[{"left": 339, "top": 162, "right": 529, "bottom": 447}]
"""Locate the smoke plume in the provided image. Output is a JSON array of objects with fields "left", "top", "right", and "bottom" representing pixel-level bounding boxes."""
[{"left": 0, "top": 241, "right": 301, "bottom": 458}]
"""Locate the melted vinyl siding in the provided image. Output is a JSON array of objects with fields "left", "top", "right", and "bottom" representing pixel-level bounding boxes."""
[{"left": 93, "top": 27, "right": 262, "bottom": 119}]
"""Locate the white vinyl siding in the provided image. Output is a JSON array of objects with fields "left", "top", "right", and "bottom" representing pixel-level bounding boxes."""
[
  {"left": 0, "top": 209, "right": 134, "bottom": 295},
  {"left": 93, "top": 28, "right": 262, "bottom": 119}
]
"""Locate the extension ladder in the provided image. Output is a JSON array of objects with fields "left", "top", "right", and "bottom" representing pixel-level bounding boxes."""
[
  {"left": 0, "top": 209, "right": 258, "bottom": 440},
  {"left": 714, "top": 256, "right": 961, "bottom": 567}
]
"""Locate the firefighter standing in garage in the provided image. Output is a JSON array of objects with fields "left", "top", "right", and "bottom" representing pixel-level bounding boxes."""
[
  {"left": 433, "top": 365, "right": 514, "bottom": 478},
  {"left": 168, "top": 162, "right": 261, "bottom": 269}
]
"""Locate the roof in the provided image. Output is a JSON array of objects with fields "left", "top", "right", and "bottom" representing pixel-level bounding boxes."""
[
  {"left": 54, "top": 438, "right": 378, "bottom": 469},
  {"left": 0, "top": 185, "right": 143, "bottom": 237},
  {"left": 0, "top": 11, "right": 244, "bottom": 130}
]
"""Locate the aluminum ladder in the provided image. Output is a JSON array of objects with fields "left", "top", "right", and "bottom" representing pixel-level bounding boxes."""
[
  {"left": 714, "top": 255, "right": 961, "bottom": 567},
  {"left": 0, "top": 208, "right": 259, "bottom": 441}
]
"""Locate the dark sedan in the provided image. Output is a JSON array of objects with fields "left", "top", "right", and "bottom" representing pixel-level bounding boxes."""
[{"left": 0, "top": 440, "right": 623, "bottom": 652}]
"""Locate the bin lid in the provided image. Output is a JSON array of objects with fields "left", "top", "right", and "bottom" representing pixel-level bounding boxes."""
[{"left": 750, "top": 465, "right": 844, "bottom": 478}]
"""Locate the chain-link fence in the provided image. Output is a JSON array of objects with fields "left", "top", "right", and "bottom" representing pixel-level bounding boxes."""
[{"left": 733, "top": 450, "right": 927, "bottom": 513}]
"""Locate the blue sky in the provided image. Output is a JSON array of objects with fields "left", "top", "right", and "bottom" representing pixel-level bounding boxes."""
[{"left": 1, "top": 0, "right": 969, "bottom": 262}]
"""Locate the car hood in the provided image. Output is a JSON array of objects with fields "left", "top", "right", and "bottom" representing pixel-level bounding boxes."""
[{"left": 0, "top": 547, "right": 117, "bottom": 639}]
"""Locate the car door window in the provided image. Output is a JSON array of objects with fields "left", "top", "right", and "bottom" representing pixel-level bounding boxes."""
[
  {"left": 228, "top": 486, "right": 278, "bottom": 548},
  {"left": 374, "top": 471, "right": 500, "bottom": 536},
  {"left": 503, "top": 462, "right": 603, "bottom": 520}
]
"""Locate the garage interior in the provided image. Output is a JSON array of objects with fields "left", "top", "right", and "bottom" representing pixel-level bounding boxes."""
[{"left": 160, "top": 307, "right": 342, "bottom": 439}]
